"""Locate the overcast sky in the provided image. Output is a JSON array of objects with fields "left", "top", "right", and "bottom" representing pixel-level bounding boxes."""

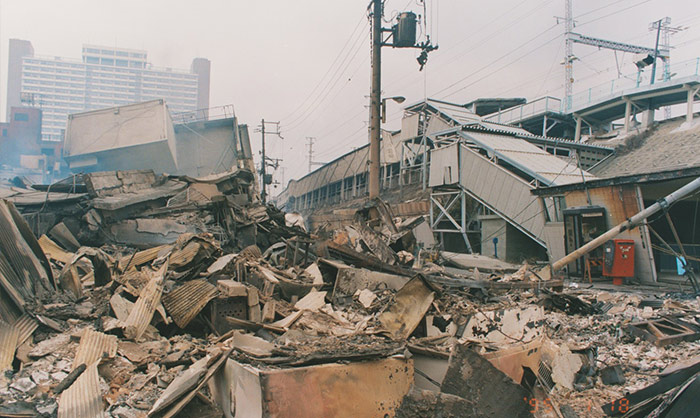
[{"left": 1, "top": 0, "right": 699, "bottom": 191}]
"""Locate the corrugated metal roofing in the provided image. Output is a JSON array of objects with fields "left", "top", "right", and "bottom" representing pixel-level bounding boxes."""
[
  {"left": 123, "top": 263, "right": 166, "bottom": 341},
  {"left": 73, "top": 329, "right": 118, "bottom": 369},
  {"left": 162, "top": 279, "right": 219, "bottom": 328},
  {"left": 0, "top": 320, "right": 18, "bottom": 374},
  {"left": 58, "top": 362, "right": 105, "bottom": 418},
  {"left": 460, "top": 131, "right": 597, "bottom": 186},
  {"left": 14, "top": 314, "right": 38, "bottom": 347}
]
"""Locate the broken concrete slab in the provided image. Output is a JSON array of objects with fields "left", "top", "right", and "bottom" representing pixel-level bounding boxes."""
[
  {"left": 461, "top": 306, "right": 545, "bottom": 344},
  {"left": 379, "top": 276, "right": 435, "bottom": 340},
  {"left": 441, "top": 342, "right": 533, "bottom": 418},
  {"left": 294, "top": 290, "right": 327, "bottom": 312},
  {"left": 326, "top": 258, "right": 410, "bottom": 303},
  {"left": 356, "top": 288, "right": 377, "bottom": 308},
  {"left": 149, "top": 356, "right": 209, "bottom": 416},
  {"left": 395, "top": 389, "right": 488, "bottom": 418},
  {"left": 441, "top": 251, "right": 520, "bottom": 272}
]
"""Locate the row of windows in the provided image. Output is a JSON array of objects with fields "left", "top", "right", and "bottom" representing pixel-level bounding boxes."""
[
  {"left": 23, "top": 63, "right": 198, "bottom": 81},
  {"left": 83, "top": 48, "right": 146, "bottom": 59},
  {"left": 290, "top": 164, "right": 403, "bottom": 212},
  {"left": 25, "top": 59, "right": 84, "bottom": 69},
  {"left": 23, "top": 78, "right": 197, "bottom": 95},
  {"left": 24, "top": 73, "right": 197, "bottom": 89},
  {"left": 23, "top": 66, "right": 85, "bottom": 75},
  {"left": 24, "top": 73, "right": 82, "bottom": 81},
  {"left": 22, "top": 89, "right": 195, "bottom": 105}
]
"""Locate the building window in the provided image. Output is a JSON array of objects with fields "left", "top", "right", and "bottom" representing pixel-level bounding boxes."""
[
  {"left": 14, "top": 113, "right": 29, "bottom": 121},
  {"left": 2, "top": 129, "right": 7, "bottom": 137},
  {"left": 100, "top": 58, "right": 114, "bottom": 66},
  {"left": 86, "top": 56, "right": 99, "bottom": 64},
  {"left": 116, "top": 59, "right": 128, "bottom": 67}
]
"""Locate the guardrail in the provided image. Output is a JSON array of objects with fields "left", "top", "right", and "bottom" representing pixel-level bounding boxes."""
[
  {"left": 484, "top": 57, "right": 700, "bottom": 123},
  {"left": 484, "top": 96, "right": 562, "bottom": 125},
  {"left": 567, "top": 57, "right": 700, "bottom": 111},
  {"left": 171, "top": 104, "right": 236, "bottom": 124}
]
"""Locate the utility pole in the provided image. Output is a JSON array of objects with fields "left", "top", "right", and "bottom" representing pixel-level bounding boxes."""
[
  {"left": 650, "top": 17, "right": 682, "bottom": 117},
  {"left": 563, "top": 0, "right": 574, "bottom": 111},
  {"left": 257, "top": 119, "right": 282, "bottom": 203},
  {"left": 367, "top": 0, "right": 436, "bottom": 200},
  {"left": 307, "top": 137, "right": 314, "bottom": 173},
  {"left": 560, "top": 0, "right": 665, "bottom": 110},
  {"left": 369, "top": 0, "right": 382, "bottom": 199},
  {"left": 306, "top": 137, "right": 326, "bottom": 173},
  {"left": 650, "top": 19, "right": 662, "bottom": 85}
]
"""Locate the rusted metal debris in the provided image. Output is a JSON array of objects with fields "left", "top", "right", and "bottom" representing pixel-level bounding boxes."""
[{"left": 0, "top": 171, "right": 699, "bottom": 417}]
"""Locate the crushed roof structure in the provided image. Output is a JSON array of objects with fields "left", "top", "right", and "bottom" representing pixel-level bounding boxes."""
[{"left": 590, "top": 116, "right": 700, "bottom": 179}]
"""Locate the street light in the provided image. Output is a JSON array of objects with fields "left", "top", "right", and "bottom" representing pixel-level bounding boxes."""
[{"left": 381, "top": 96, "right": 406, "bottom": 123}]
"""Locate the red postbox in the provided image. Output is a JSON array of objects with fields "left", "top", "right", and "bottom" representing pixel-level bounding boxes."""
[{"left": 603, "top": 239, "right": 635, "bottom": 284}]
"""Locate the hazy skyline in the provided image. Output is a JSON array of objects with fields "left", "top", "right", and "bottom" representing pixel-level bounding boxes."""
[{"left": 1, "top": 0, "right": 699, "bottom": 190}]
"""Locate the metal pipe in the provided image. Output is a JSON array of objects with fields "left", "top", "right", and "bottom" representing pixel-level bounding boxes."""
[{"left": 551, "top": 176, "right": 700, "bottom": 272}]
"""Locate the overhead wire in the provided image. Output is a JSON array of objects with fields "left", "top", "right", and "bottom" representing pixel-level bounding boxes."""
[
  {"left": 279, "top": 12, "right": 368, "bottom": 124},
  {"left": 383, "top": 0, "right": 547, "bottom": 94},
  {"left": 435, "top": 26, "right": 562, "bottom": 99},
  {"left": 573, "top": 0, "right": 630, "bottom": 20},
  {"left": 575, "top": 0, "right": 653, "bottom": 29},
  {"left": 283, "top": 20, "right": 370, "bottom": 131}
]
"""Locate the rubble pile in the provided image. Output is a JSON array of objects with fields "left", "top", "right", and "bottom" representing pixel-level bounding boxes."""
[{"left": 0, "top": 171, "right": 699, "bottom": 417}]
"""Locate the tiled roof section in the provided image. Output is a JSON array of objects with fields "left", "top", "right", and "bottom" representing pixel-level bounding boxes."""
[{"left": 590, "top": 117, "right": 700, "bottom": 178}]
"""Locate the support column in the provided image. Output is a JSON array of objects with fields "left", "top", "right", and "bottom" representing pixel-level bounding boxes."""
[
  {"left": 574, "top": 115, "right": 582, "bottom": 142},
  {"left": 641, "top": 109, "right": 655, "bottom": 130},
  {"left": 624, "top": 99, "right": 632, "bottom": 134},
  {"left": 542, "top": 115, "right": 548, "bottom": 137},
  {"left": 687, "top": 87, "right": 700, "bottom": 124}
]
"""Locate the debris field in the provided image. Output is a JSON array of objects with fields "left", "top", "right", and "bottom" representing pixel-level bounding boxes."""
[{"left": 1, "top": 168, "right": 699, "bottom": 418}]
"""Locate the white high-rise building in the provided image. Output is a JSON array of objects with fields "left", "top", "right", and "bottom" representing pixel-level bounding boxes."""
[{"left": 6, "top": 40, "right": 210, "bottom": 142}]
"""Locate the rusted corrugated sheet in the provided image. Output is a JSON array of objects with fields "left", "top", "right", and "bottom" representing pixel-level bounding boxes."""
[
  {"left": 0, "top": 200, "right": 56, "bottom": 322},
  {"left": 38, "top": 235, "right": 74, "bottom": 265},
  {"left": 73, "top": 329, "right": 118, "bottom": 369},
  {"left": 117, "top": 244, "right": 171, "bottom": 272},
  {"left": 123, "top": 262, "right": 166, "bottom": 340},
  {"left": 58, "top": 362, "right": 105, "bottom": 418},
  {"left": 162, "top": 279, "right": 218, "bottom": 328},
  {"left": 0, "top": 319, "right": 19, "bottom": 373},
  {"left": 14, "top": 314, "right": 38, "bottom": 346}
]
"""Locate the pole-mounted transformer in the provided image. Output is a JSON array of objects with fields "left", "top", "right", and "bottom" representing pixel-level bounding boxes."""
[{"left": 393, "top": 12, "right": 417, "bottom": 48}]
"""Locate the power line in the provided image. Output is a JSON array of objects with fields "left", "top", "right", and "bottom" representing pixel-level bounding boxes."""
[
  {"left": 279, "top": 12, "right": 368, "bottom": 124},
  {"left": 573, "top": 0, "right": 629, "bottom": 20},
  {"left": 383, "top": 0, "right": 553, "bottom": 94},
  {"left": 283, "top": 19, "right": 369, "bottom": 131},
  {"left": 434, "top": 25, "right": 561, "bottom": 99},
  {"left": 575, "top": 0, "right": 653, "bottom": 29}
]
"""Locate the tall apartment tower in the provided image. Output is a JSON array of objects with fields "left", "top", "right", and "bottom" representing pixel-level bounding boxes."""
[
  {"left": 6, "top": 39, "right": 34, "bottom": 121},
  {"left": 6, "top": 40, "right": 211, "bottom": 141}
]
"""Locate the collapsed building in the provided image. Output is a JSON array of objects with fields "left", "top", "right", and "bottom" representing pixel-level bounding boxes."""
[
  {"left": 277, "top": 97, "right": 700, "bottom": 288},
  {"left": 0, "top": 158, "right": 698, "bottom": 417},
  {"left": 0, "top": 84, "right": 699, "bottom": 416}
]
